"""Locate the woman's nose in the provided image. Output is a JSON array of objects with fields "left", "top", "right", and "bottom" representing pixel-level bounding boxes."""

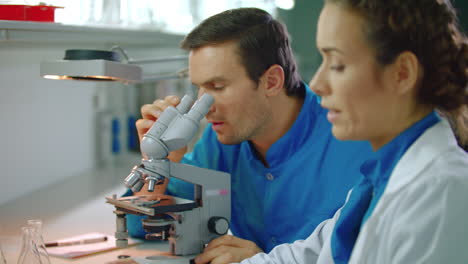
[{"left": 309, "top": 69, "right": 329, "bottom": 97}]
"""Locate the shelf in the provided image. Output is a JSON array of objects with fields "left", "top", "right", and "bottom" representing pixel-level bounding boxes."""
[{"left": 0, "top": 20, "right": 184, "bottom": 46}]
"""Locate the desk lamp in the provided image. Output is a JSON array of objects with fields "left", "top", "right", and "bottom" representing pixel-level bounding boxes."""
[{"left": 40, "top": 46, "right": 187, "bottom": 83}]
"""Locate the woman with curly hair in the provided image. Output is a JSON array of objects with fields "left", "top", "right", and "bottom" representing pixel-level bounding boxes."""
[{"left": 216, "top": 0, "right": 468, "bottom": 263}]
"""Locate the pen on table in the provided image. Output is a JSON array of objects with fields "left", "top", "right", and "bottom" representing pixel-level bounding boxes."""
[{"left": 45, "top": 236, "right": 108, "bottom": 247}]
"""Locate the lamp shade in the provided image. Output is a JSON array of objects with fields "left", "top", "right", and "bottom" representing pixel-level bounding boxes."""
[{"left": 40, "top": 49, "right": 143, "bottom": 83}]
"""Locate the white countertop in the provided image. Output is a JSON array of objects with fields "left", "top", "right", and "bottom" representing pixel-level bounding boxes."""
[{"left": 0, "top": 158, "right": 191, "bottom": 264}]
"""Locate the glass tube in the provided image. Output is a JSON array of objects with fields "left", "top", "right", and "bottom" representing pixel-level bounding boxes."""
[
  {"left": 17, "top": 226, "right": 42, "bottom": 264},
  {"left": 27, "top": 220, "right": 50, "bottom": 264},
  {"left": 0, "top": 241, "right": 6, "bottom": 264}
]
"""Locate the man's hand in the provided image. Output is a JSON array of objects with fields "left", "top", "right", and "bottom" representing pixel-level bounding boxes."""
[
  {"left": 136, "top": 95, "right": 187, "bottom": 163},
  {"left": 136, "top": 95, "right": 181, "bottom": 141},
  {"left": 194, "top": 235, "right": 263, "bottom": 264}
]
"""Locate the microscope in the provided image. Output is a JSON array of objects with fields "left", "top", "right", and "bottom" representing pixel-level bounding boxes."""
[{"left": 106, "top": 94, "right": 231, "bottom": 256}]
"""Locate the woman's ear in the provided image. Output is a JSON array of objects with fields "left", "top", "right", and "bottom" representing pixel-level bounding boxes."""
[
  {"left": 260, "top": 64, "right": 285, "bottom": 97},
  {"left": 392, "top": 51, "right": 422, "bottom": 95}
]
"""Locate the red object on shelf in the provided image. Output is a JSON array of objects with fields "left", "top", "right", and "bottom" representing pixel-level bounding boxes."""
[{"left": 0, "top": 5, "right": 62, "bottom": 22}]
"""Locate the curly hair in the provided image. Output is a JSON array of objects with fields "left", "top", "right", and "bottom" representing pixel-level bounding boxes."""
[{"left": 325, "top": 0, "right": 468, "bottom": 149}]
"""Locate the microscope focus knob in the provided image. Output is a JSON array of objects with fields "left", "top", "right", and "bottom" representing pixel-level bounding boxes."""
[{"left": 208, "top": 217, "right": 229, "bottom": 235}]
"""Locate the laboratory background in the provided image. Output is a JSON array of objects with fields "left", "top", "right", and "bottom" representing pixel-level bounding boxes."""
[{"left": 0, "top": 0, "right": 466, "bottom": 263}]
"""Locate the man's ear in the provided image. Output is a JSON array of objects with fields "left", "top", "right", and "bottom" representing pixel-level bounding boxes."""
[
  {"left": 392, "top": 51, "right": 422, "bottom": 95},
  {"left": 260, "top": 64, "right": 285, "bottom": 97}
]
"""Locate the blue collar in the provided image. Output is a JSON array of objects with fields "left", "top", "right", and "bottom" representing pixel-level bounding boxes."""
[
  {"left": 360, "top": 111, "right": 441, "bottom": 223},
  {"left": 247, "top": 83, "right": 323, "bottom": 167},
  {"left": 331, "top": 111, "right": 440, "bottom": 263}
]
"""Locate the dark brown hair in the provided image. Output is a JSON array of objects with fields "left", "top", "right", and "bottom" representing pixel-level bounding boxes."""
[
  {"left": 325, "top": 0, "right": 468, "bottom": 149},
  {"left": 180, "top": 8, "right": 304, "bottom": 98}
]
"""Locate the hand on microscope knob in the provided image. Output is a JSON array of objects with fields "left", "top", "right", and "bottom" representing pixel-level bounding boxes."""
[
  {"left": 136, "top": 95, "right": 181, "bottom": 141},
  {"left": 193, "top": 235, "right": 263, "bottom": 264}
]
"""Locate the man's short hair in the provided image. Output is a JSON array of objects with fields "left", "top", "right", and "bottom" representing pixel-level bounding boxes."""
[{"left": 181, "top": 8, "right": 304, "bottom": 98}]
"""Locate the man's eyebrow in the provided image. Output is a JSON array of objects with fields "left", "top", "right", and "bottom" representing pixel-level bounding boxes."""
[{"left": 192, "top": 76, "right": 227, "bottom": 87}]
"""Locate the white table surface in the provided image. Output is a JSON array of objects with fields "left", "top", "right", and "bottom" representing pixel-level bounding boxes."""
[{"left": 0, "top": 157, "right": 192, "bottom": 264}]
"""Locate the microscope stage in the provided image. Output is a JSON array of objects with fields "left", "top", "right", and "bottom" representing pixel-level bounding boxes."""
[{"left": 106, "top": 195, "right": 198, "bottom": 216}]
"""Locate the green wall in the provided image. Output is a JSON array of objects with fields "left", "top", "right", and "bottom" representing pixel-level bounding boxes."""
[
  {"left": 453, "top": 0, "right": 468, "bottom": 32},
  {"left": 279, "top": 0, "right": 467, "bottom": 82},
  {"left": 278, "top": 0, "right": 323, "bottom": 83}
]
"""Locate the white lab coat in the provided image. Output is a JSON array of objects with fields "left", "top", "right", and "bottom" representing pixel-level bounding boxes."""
[{"left": 238, "top": 119, "right": 468, "bottom": 264}]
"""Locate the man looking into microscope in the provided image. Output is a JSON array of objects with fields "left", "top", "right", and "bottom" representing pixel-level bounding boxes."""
[{"left": 129, "top": 7, "right": 372, "bottom": 264}]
